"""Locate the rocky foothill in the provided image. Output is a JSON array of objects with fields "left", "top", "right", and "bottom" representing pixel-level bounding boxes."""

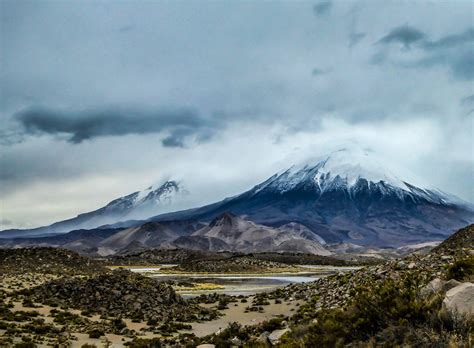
[
  {"left": 21, "top": 269, "right": 217, "bottom": 323},
  {"left": 176, "top": 256, "right": 300, "bottom": 273},
  {"left": 0, "top": 247, "right": 106, "bottom": 276},
  {"left": 105, "top": 248, "right": 232, "bottom": 266}
]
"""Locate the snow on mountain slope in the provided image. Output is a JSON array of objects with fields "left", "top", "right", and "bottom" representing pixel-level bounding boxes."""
[
  {"left": 253, "top": 148, "right": 465, "bottom": 206},
  {"left": 0, "top": 181, "right": 189, "bottom": 238},
  {"left": 100, "top": 181, "right": 189, "bottom": 221}
]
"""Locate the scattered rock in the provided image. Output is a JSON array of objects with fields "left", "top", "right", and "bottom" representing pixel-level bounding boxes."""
[
  {"left": 268, "top": 328, "right": 290, "bottom": 345},
  {"left": 256, "top": 332, "right": 269, "bottom": 344},
  {"left": 23, "top": 269, "right": 214, "bottom": 322},
  {"left": 230, "top": 336, "right": 242, "bottom": 346},
  {"left": 420, "top": 278, "right": 444, "bottom": 297},
  {"left": 443, "top": 279, "right": 462, "bottom": 292}
]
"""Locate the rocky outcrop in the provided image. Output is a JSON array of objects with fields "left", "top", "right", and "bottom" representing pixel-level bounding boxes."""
[
  {"left": 420, "top": 278, "right": 462, "bottom": 298},
  {"left": 0, "top": 247, "right": 106, "bottom": 275},
  {"left": 432, "top": 224, "right": 474, "bottom": 255},
  {"left": 23, "top": 269, "right": 214, "bottom": 322},
  {"left": 442, "top": 282, "right": 474, "bottom": 319},
  {"left": 268, "top": 328, "right": 290, "bottom": 345},
  {"left": 177, "top": 256, "right": 298, "bottom": 273}
]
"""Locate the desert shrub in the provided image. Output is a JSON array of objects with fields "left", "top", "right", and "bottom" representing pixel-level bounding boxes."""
[
  {"left": 125, "top": 337, "right": 162, "bottom": 347},
  {"left": 217, "top": 299, "right": 229, "bottom": 310},
  {"left": 281, "top": 274, "right": 445, "bottom": 347},
  {"left": 210, "top": 322, "right": 250, "bottom": 348},
  {"left": 88, "top": 328, "right": 104, "bottom": 339},
  {"left": 446, "top": 256, "right": 474, "bottom": 282},
  {"left": 111, "top": 317, "right": 126, "bottom": 330},
  {"left": 23, "top": 322, "right": 59, "bottom": 335},
  {"left": 80, "top": 309, "right": 92, "bottom": 317},
  {"left": 14, "top": 343, "right": 36, "bottom": 348},
  {"left": 146, "top": 318, "right": 158, "bottom": 326},
  {"left": 260, "top": 317, "right": 285, "bottom": 332}
]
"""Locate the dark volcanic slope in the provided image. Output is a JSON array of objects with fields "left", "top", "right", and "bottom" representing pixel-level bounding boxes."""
[
  {"left": 97, "top": 220, "right": 205, "bottom": 253},
  {"left": 151, "top": 151, "right": 473, "bottom": 247},
  {"left": 171, "top": 213, "right": 330, "bottom": 254}
]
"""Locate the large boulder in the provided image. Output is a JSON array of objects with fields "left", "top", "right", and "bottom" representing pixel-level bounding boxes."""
[
  {"left": 421, "top": 278, "right": 463, "bottom": 298},
  {"left": 442, "top": 282, "right": 474, "bottom": 319},
  {"left": 268, "top": 328, "right": 290, "bottom": 345},
  {"left": 443, "top": 279, "right": 462, "bottom": 292},
  {"left": 420, "top": 278, "right": 444, "bottom": 297}
]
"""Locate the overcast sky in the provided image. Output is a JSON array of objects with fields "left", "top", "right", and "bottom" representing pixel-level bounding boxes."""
[{"left": 1, "top": 0, "right": 473, "bottom": 229}]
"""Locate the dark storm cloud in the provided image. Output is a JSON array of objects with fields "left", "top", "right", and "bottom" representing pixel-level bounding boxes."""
[
  {"left": 313, "top": 1, "right": 332, "bottom": 16},
  {"left": 374, "top": 26, "right": 474, "bottom": 80},
  {"left": 461, "top": 94, "right": 474, "bottom": 105},
  {"left": 347, "top": 3, "right": 365, "bottom": 48},
  {"left": 349, "top": 31, "right": 366, "bottom": 48},
  {"left": 423, "top": 28, "right": 474, "bottom": 50},
  {"left": 461, "top": 94, "right": 474, "bottom": 115},
  {"left": 406, "top": 51, "right": 474, "bottom": 81},
  {"left": 14, "top": 107, "right": 217, "bottom": 147},
  {"left": 311, "top": 67, "right": 330, "bottom": 76},
  {"left": 377, "top": 25, "right": 425, "bottom": 49}
]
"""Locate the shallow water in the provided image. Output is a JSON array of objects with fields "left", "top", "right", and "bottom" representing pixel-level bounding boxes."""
[
  {"left": 175, "top": 275, "right": 319, "bottom": 297},
  {"left": 127, "top": 265, "right": 357, "bottom": 297}
]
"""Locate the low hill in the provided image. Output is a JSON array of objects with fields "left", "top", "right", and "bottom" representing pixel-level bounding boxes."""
[
  {"left": 22, "top": 269, "right": 214, "bottom": 322},
  {"left": 184, "top": 213, "right": 330, "bottom": 255},
  {"left": 176, "top": 256, "right": 299, "bottom": 273},
  {"left": 106, "top": 248, "right": 233, "bottom": 265},
  {"left": 0, "top": 247, "right": 106, "bottom": 275},
  {"left": 432, "top": 224, "right": 473, "bottom": 255}
]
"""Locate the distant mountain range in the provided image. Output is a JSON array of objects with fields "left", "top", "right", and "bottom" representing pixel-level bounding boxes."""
[
  {"left": 0, "top": 213, "right": 330, "bottom": 256},
  {"left": 171, "top": 213, "right": 330, "bottom": 255},
  {"left": 1, "top": 148, "right": 473, "bottom": 251},
  {"left": 0, "top": 181, "right": 187, "bottom": 238}
]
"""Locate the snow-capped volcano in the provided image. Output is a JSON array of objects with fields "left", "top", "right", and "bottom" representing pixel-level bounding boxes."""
[
  {"left": 102, "top": 181, "right": 188, "bottom": 218},
  {"left": 152, "top": 149, "right": 473, "bottom": 247},
  {"left": 260, "top": 148, "right": 407, "bottom": 193},
  {"left": 253, "top": 148, "right": 462, "bottom": 207},
  {"left": 0, "top": 181, "right": 189, "bottom": 238}
]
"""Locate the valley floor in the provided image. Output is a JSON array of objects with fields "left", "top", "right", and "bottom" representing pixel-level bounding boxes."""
[{"left": 0, "top": 226, "right": 472, "bottom": 348}]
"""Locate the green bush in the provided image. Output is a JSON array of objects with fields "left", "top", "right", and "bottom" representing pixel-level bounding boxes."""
[
  {"left": 446, "top": 256, "right": 474, "bottom": 281},
  {"left": 14, "top": 343, "right": 36, "bottom": 348},
  {"left": 88, "top": 328, "right": 104, "bottom": 339},
  {"left": 281, "top": 274, "right": 444, "bottom": 347},
  {"left": 260, "top": 317, "right": 285, "bottom": 332}
]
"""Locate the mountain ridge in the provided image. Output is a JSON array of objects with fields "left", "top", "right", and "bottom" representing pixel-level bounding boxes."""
[
  {"left": 2, "top": 149, "right": 472, "bottom": 248},
  {"left": 0, "top": 180, "right": 187, "bottom": 238}
]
